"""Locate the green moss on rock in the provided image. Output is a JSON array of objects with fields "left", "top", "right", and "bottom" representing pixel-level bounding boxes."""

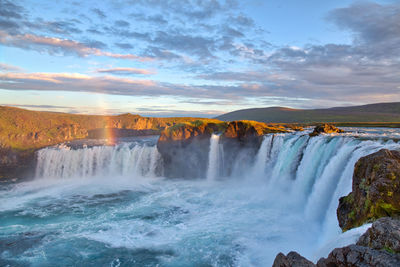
[{"left": 337, "top": 149, "right": 400, "bottom": 231}]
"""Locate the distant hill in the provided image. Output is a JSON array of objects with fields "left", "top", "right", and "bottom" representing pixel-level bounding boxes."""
[{"left": 216, "top": 102, "right": 400, "bottom": 123}]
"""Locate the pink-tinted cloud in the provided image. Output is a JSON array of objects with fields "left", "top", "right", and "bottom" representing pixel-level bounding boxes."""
[
  {"left": 96, "top": 67, "right": 155, "bottom": 75},
  {"left": 0, "top": 31, "right": 153, "bottom": 61},
  {"left": 0, "top": 62, "right": 23, "bottom": 71}
]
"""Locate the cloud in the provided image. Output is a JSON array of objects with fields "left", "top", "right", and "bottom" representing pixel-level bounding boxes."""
[
  {"left": 23, "top": 19, "right": 83, "bottom": 35},
  {"left": 135, "top": 107, "right": 222, "bottom": 117},
  {"left": 0, "top": 62, "right": 23, "bottom": 72},
  {"left": 328, "top": 2, "right": 400, "bottom": 45},
  {"left": 0, "top": 0, "right": 24, "bottom": 19},
  {"left": 96, "top": 67, "right": 155, "bottom": 75},
  {"left": 249, "top": 2, "right": 400, "bottom": 104},
  {"left": 3, "top": 0, "right": 399, "bottom": 109},
  {"left": 0, "top": 0, "right": 261, "bottom": 69},
  {"left": 3, "top": 104, "right": 71, "bottom": 109},
  {"left": 92, "top": 8, "right": 106, "bottom": 19},
  {"left": 129, "top": 13, "right": 168, "bottom": 25},
  {"left": 129, "top": 0, "right": 236, "bottom": 20},
  {"left": 153, "top": 31, "right": 216, "bottom": 58},
  {"left": 0, "top": 72, "right": 169, "bottom": 97},
  {"left": 0, "top": 70, "right": 276, "bottom": 101},
  {"left": 0, "top": 31, "right": 152, "bottom": 61},
  {"left": 114, "top": 20, "right": 130, "bottom": 27},
  {"left": 197, "top": 71, "right": 268, "bottom": 82},
  {"left": 115, "top": 43, "right": 133, "bottom": 49}
]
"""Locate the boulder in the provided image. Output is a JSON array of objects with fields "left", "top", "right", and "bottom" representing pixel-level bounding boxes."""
[
  {"left": 337, "top": 149, "right": 400, "bottom": 231},
  {"left": 272, "top": 251, "right": 316, "bottom": 267},
  {"left": 317, "top": 244, "right": 400, "bottom": 267},
  {"left": 309, "top": 124, "right": 343, "bottom": 137},
  {"left": 357, "top": 217, "right": 400, "bottom": 253}
]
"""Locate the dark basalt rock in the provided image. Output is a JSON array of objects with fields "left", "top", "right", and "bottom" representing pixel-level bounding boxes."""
[
  {"left": 0, "top": 145, "right": 36, "bottom": 180},
  {"left": 309, "top": 124, "right": 343, "bottom": 137},
  {"left": 272, "top": 251, "right": 316, "bottom": 267},
  {"left": 220, "top": 121, "right": 286, "bottom": 176},
  {"left": 157, "top": 122, "right": 223, "bottom": 178},
  {"left": 357, "top": 217, "right": 400, "bottom": 253},
  {"left": 317, "top": 244, "right": 400, "bottom": 267},
  {"left": 337, "top": 149, "right": 400, "bottom": 231}
]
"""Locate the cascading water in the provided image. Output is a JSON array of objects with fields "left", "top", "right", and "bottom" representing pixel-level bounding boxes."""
[
  {"left": 35, "top": 142, "right": 162, "bottom": 179},
  {"left": 206, "top": 134, "right": 221, "bottom": 180},
  {"left": 1, "top": 128, "right": 400, "bottom": 266}
]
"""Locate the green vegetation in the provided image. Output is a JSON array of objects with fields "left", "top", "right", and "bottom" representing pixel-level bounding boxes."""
[
  {"left": 383, "top": 246, "right": 395, "bottom": 254},
  {"left": 216, "top": 102, "right": 400, "bottom": 124}
]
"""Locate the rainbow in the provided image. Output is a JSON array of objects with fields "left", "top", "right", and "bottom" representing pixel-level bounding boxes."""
[{"left": 97, "top": 94, "right": 116, "bottom": 145}]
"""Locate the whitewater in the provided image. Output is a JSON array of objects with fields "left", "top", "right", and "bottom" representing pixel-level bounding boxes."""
[{"left": 1, "top": 129, "right": 400, "bottom": 266}]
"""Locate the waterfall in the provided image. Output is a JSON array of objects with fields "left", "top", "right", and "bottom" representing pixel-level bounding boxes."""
[
  {"left": 206, "top": 134, "right": 221, "bottom": 181},
  {"left": 251, "top": 135, "right": 273, "bottom": 177},
  {"left": 250, "top": 133, "right": 400, "bottom": 244},
  {"left": 34, "top": 132, "right": 400, "bottom": 238},
  {"left": 30, "top": 130, "right": 400, "bottom": 264},
  {"left": 35, "top": 142, "right": 162, "bottom": 179}
]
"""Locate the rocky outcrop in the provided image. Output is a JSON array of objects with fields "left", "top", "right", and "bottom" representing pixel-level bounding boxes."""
[
  {"left": 317, "top": 244, "right": 400, "bottom": 267},
  {"left": 156, "top": 120, "right": 287, "bottom": 178},
  {"left": 309, "top": 124, "right": 343, "bottom": 137},
  {"left": 357, "top": 217, "right": 400, "bottom": 253},
  {"left": 157, "top": 122, "right": 225, "bottom": 178},
  {"left": 337, "top": 149, "right": 400, "bottom": 231},
  {"left": 220, "top": 121, "right": 287, "bottom": 176},
  {"left": 272, "top": 251, "right": 315, "bottom": 267}
]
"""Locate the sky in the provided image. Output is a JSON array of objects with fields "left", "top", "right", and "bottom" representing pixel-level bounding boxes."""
[{"left": 0, "top": 0, "right": 399, "bottom": 117}]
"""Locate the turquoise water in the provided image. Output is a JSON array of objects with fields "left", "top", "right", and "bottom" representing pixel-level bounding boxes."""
[{"left": 1, "top": 130, "right": 399, "bottom": 266}]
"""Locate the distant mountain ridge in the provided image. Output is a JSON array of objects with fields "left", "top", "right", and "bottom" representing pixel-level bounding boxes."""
[{"left": 216, "top": 102, "right": 400, "bottom": 123}]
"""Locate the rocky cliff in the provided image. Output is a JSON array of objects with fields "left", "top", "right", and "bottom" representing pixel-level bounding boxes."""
[
  {"left": 220, "top": 121, "right": 286, "bottom": 176},
  {"left": 157, "top": 122, "right": 225, "bottom": 178},
  {"left": 157, "top": 120, "right": 287, "bottom": 178},
  {"left": 337, "top": 149, "right": 400, "bottom": 231}
]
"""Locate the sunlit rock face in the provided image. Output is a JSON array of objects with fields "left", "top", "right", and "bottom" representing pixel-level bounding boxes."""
[
  {"left": 338, "top": 149, "right": 400, "bottom": 231},
  {"left": 309, "top": 124, "right": 344, "bottom": 137}
]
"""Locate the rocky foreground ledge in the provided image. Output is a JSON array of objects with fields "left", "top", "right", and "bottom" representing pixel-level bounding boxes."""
[
  {"left": 274, "top": 217, "right": 400, "bottom": 267},
  {"left": 273, "top": 149, "right": 400, "bottom": 267}
]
